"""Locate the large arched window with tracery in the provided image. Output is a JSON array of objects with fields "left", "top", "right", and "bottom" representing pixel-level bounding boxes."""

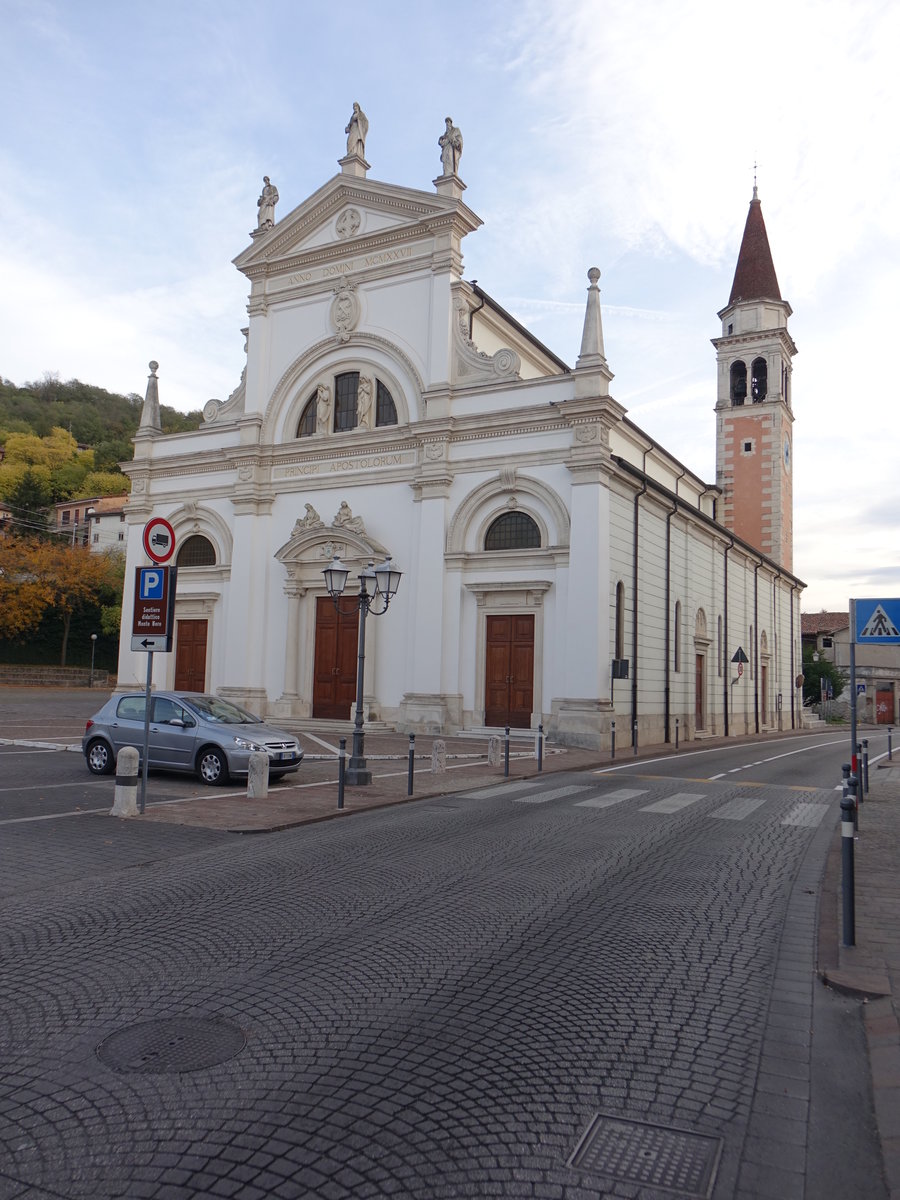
[
  {"left": 484, "top": 512, "right": 541, "bottom": 551},
  {"left": 296, "top": 372, "right": 399, "bottom": 438}
]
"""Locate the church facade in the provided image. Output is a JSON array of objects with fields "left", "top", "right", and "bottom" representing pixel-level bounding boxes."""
[{"left": 117, "top": 119, "right": 803, "bottom": 750}]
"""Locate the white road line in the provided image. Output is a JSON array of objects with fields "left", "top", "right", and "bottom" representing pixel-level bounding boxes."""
[
  {"left": 641, "top": 792, "right": 706, "bottom": 814},
  {"left": 462, "top": 780, "right": 548, "bottom": 800},
  {"left": 712, "top": 796, "right": 768, "bottom": 821},
  {"left": 593, "top": 734, "right": 848, "bottom": 775},
  {"left": 575, "top": 788, "right": 648, "bottom": 808},
  {"left": 512, "top": 784, "right": 593, "bottom": 804},
  {"left": 782, "top": 802, "right": 830, "bottom": 827}
]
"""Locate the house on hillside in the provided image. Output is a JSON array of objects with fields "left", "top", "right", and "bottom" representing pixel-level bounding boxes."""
[{"left": 54, "top": 495, "right": 128, "bottom": 552}]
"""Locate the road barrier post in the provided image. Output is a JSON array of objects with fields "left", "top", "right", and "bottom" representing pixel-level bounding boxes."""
[
  {"left": 889, "top": 727, "right": 893, "bottom": 761},
  {"left": 841, "top": 778, "right": 856, "bottom": 947},
  {"left": 611, "top": 720, "right": 616, "bottom": 760},
  {"left": 857, "top": 743, "right": 865, "bottom": 800},
  {"left": 536, "top": 723, "right": 544, "bottom": 773},
  {"left": 675, "top": 718, "right": 679, "bottom": 750},
  {"left": 633, "top": 719, "right": 638, "bottom": 757},
  {"left": 338, "top": 737, "right": 346, "bottom": 809},
  {"left": 863, "top": 739, "right": 870, "bottom": 793},
  {"left": 407, "top": 733, "right": 415, "bottom": 797},
  {"left": 504, "top": 726, "right": 510, "bottom": 778}
]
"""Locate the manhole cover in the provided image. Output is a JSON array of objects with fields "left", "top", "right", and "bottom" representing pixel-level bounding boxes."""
[
  {"left": 569, "top": 1114, "right": 722, "bottom": 1197},
  {"left": 96, "top": 1017, "right": 245, "bottom": 1074}
]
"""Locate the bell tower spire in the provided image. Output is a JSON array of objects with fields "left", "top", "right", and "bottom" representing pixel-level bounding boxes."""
[{"left": 713, "top": 188, "right": 797, "bottom": 570}]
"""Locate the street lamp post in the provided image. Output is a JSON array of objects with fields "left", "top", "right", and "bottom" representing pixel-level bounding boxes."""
[
  {"left": 323, "top": 555, "right": 402, "bottom": 786},
  {"left": 89, "top": 632, "right": 98, "bottom": 688}
]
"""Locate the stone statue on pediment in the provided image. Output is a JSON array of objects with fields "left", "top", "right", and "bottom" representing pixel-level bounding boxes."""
[
  {"left": 439, "top": 117, "right": 463, "bottom": 175},
  {"left": 293, "top": 504, "right": 324, "bottom": 535},
  {"left": 345, "top": 102, "right": 368, "bottom": 157},
  {"left": 256, "top": 176, "right": 278, "bottom": 231},
  {"left": 333, "top": 501, "right": 366, "bottom": 534}
]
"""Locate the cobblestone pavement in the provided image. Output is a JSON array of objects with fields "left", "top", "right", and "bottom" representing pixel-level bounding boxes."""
[{"left": 2, "top": 763, "right": 841, "bottom": 1199}]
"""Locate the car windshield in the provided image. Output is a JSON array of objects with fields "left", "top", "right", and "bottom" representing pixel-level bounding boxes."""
[{"left": 183, "top": 695, "right": 261, "bottom": 725}]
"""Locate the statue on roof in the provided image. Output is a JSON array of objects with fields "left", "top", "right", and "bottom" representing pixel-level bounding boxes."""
[
  {"left": 256, "top": 176, "right": 279, "bottom": 231},
  {"left": 439, "top": 117, "right": 463, "bottom": 176},
  {"left": 345, "top": 102, "right": 368, "bottom": 157}
]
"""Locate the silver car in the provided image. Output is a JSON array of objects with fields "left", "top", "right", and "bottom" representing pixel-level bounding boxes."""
[{"left": 82, "top": 691, "right": 303, "bottom": 785}]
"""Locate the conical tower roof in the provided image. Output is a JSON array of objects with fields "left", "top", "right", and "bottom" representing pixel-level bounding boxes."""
[{"left": 728, "top": 189, "right": 781, "bottom": 304}]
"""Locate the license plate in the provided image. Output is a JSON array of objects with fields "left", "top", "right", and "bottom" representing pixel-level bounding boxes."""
[{"left": 276, "top": 751, "right": 292, "bottom": 761}]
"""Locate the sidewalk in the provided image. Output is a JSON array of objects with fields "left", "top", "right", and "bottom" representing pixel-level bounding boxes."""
[{"left": 820, "top": 754, "right": 900, "bottom": 1198}]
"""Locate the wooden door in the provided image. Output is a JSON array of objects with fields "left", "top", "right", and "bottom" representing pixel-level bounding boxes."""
[
  {"left": 695, "top": 654, "right": 704, "bottom": 729},
  {"left": 876, "top": 689, "right": 894, "bottom": 724},
  {"left": 313, "top": 596, "right": 359, "bottom": 720},
  {"left": 174, "top": 619, "right": 207, "bottom": 691},
  {"left": 484, "top": 614, "right": 534, "bottom": 729},
  {"left": 760, "top": 664, "right": 768, "bottom": 724}
]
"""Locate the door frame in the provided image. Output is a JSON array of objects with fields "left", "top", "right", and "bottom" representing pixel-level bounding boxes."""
[
  {"left": 167, "top": 594, "right": 216, "bottom": 690},
  {"left": 465, "top": 581, "right": 550, "bottom": 728}
]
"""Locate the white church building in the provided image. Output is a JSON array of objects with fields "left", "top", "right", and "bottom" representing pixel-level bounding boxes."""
[{"left": 118, "top": 114, "right": 803, "bottom": 751}]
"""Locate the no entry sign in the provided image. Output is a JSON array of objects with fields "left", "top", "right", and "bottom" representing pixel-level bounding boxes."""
[{"left": 143, "top": 517, "right": 176, "bottom": 564}]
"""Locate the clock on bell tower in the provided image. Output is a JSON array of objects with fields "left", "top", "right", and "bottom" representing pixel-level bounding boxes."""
[{"left": 713, "top": 186, "right": 797, "bottom": 571}]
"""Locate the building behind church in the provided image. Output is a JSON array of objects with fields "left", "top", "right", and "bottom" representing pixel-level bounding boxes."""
[{"left": 117, "top": 112, "right": 804, "bottom": 751}]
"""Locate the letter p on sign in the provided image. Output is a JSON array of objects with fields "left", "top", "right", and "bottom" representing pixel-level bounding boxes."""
[{"left": 140, "top": 569, "right": 164, "bottom": 600}]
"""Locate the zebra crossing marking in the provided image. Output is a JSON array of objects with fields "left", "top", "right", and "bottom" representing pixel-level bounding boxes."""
[
  {"left": 712, "top": 795, "right": 768, "bottom": 821},
  {"left": 512, "top": 784, "right": 595, "bottom": 804},
  {"left": 640, "top": 792, "right": 706, "bottom": 814},
  {"left": 781, "top": 801, "right": 830, "bottom": 827},
  {"left": 462, "top": 780, "right": 548, "bottom": 800},
  {"left": 574, "top": 788, "right": 648, "bottom": 808}
]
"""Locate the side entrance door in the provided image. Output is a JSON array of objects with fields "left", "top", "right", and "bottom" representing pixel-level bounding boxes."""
[
  {"left": 313, "top": 596, "right": 359, "bottom": 720},
  {"left": 174, "top": 619, "right": 207, "bottom": 691},
  {"left": 695, "top": 654, "right": 705, "bottom": 730},
  {"left": 484, "top": 614, "right": 534, "bottom": 729}
]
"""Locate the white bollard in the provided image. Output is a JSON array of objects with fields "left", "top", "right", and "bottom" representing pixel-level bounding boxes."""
[
  {"left": 110, "top": 746, "right": 139, "bottom": 817},
  {"left": 431, "top": 739, "right": 447, "bottom": 774},
  {"left": 247, "top": 751, "right": 269, "bottom": 800},
  {"left": 487, "top": 736, "right": 501, "bottom": 766}
]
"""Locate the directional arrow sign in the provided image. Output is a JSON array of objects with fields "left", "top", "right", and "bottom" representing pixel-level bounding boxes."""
[{"left": 854, "top": 598, "right": 900, "bottom": 644}]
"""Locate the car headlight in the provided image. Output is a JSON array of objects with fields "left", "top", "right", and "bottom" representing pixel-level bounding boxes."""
[{"left": 233, "top": 736, "right": 263, "bottom": 751}]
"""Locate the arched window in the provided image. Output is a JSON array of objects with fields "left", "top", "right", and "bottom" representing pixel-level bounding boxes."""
[
  {"left": 730, "top": 361, "right": 747, "bottom": 405},
  {"left": 674, "top": 601, "right": 682, "bottom": 672},
  {"left": 177, "top": 535, "right": 216, "bottom": 567},
  {"left": 615, "top": 581, "right": 626, "bottom": 659},
  {"left": 334, "top": 372, "right": 359, "bottom": 431},
  {"left": 297, "top": 395, "right": 316, "bottom": 438},
  {"left": 751, "top": 357, "right": 767, "bottom": 402},
  {"left": 376, "top": 380, "right": 397, "bottom": 427},
  {"left": 484, "top": 512, "right": 541, "bottom": 551}
]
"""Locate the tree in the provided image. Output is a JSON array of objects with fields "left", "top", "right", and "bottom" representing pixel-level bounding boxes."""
[
  {"left": 0, "top": 536, "right": 124, "bottom": 664},
  {"left": 801, "top": 646, "right": 846, "bottom": 707}
]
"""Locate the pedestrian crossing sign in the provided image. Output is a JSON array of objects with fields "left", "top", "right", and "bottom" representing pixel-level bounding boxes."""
[{"left": 853, "top": 598, "right": 900, "bottom": 644}]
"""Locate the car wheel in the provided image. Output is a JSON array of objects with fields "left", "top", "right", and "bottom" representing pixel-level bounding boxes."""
[
  {"left": 85, "top": 738, "right": 115, "bottom": 775},
  {"left": 197, "top": 746, "right": 229, "bottom": 786}
]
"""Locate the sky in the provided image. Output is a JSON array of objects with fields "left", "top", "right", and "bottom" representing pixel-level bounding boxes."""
[{"left": 1, "top": 0, "right": 898, "bottom": 613}]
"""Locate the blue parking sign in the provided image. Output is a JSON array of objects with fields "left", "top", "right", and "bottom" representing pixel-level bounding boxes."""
[{"left": 139, "top": 568, "right": 165, "bottom": 600}]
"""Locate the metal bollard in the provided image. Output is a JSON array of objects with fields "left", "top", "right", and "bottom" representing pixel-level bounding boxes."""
[
  {"left": 504, "top": 725, "right": 510, "bottom": 778},
  {"left": 611, "top": 720, "right": 616, "bottom": 760},
  {"left": 633, "top": 719, "right": 638, "bottom": 757},
  {"left": 856, "top": 743, "right": 864, "bottom": 800},
  {"left": 863, "top": 739, "right": 870, "bottom": 793},
  {"left": 407, "top": 733, "right": 415, "bottom": 796},
  {"left": 849, "top": 772, "right": 859, "bottom": 831},
  {"left": 675, "top": 717, "right": 679, "bottom": 751},
  {"left": 841, "top": 783, "right": 856, "bottom": 946},
  {"left": 337, "top": 737, "right": 346, "bottom": 809},
  {"left": 536, "top": 723, "right": 544, "bottom": 773},
  {"left": 890, "top": 727, "right": 894, "bottom": 761},
  {"left": 110, "top": 746, "right": 139, "bottom": 817}
]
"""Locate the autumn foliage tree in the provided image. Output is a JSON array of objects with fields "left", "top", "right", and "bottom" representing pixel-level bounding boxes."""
[{"left": 0, "top": 536, "right": 124, "bottom": 666}]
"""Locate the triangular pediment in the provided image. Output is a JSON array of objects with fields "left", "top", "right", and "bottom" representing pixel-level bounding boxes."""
[{"left": 233, "top": 174, "right": 481, "bottom": 278}]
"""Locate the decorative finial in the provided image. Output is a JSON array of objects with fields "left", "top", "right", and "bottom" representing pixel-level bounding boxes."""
[
  {"left": 149, "top": 360, "right": 158, "bottom": 374},
  {"left": 752, "top": 159, "right": 758, "bottom": 201},
  {"left": 587, "top": 267, "right": 601, "bottom": 287},
  {"left": 138, "top": 360, "right": 162, "bottom": 434},
  {"left": 576, "top": 267, "right": 607, "bottom": 369}
]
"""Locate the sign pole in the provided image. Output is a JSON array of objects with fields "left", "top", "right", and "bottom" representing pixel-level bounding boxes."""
[
  {"left": 849, "top": 599, "right": 858, "bottom": 778},
  {"left": 140, "top": 651, "right": 152, "bottom": 815}
]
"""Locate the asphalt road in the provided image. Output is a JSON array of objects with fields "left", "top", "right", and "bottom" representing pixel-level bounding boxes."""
[{"left": 1, "top": 710, "right": 891, "bottom": 1199}]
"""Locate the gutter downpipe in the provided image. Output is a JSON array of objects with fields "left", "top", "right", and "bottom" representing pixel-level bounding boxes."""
[
  {"left": 632, "top": 467, "right": 649, "bottom": 751},
  {"left": 790, "top": 583, "right": 799, "bottom": 729},
  {"left": 753, "top": 562, "right": 761, "bottom": 734},
  {"left": 664, "top": 469, "right": 685, "bottom": 744},
  {"left": 468, "top": 284, "right": 485, "bottom": 338},
  {"left": 724, "top": 537, "right": 734, "bottom": 738}
]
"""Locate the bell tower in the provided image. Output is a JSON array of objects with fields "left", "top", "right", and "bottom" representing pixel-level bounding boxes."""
[{"left": 713, "top": 186, "right": 797, "bottom": 570}]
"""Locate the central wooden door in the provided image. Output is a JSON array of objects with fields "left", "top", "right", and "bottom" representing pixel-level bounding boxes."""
[
  {"left": 313, "top": 596, "right": 359, "bottom": 720},
  {"left": 174, "top": 619, "right": 207, "bottom": 692},
  {"left": 485, "top": 614, "right": 534, "bottom": 729}
]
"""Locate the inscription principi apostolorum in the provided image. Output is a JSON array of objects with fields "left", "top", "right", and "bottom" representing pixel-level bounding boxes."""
[{"left": 276, "top": 452, "right": 407, "bottom": 478}]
